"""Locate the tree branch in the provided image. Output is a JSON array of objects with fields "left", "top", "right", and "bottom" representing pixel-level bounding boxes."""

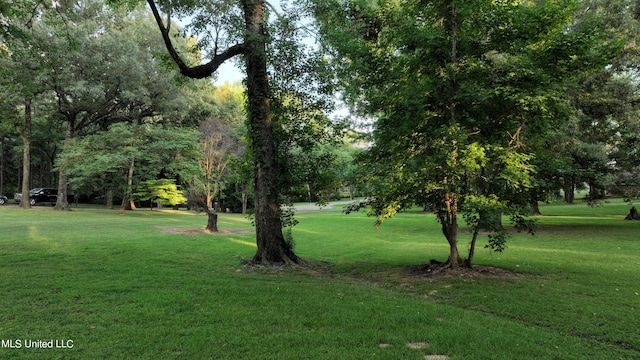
[
  {"left": 508, "top": 123, "right": 526, "bottom": 148},
  {"left": 147, "top": 0, "right": 246, "bottom": 79},
  {"left": 264, "top": 1, "right": 282, "bottom": 18}
]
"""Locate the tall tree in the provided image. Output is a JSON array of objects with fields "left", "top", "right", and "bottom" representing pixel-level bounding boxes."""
[
  {"left": 193, "top": 117, "right": 245, "bottom": 232},
  {"left": 198, "top": 119, "right": 240, "bottom": 210},
  {"left": 315, "top": 0, "right": 619, "bottom": 268},
  {"left": 109, "top": 0, "right": 322, "bottom": 265},
  {"left": 192, "top": 81, "right": 247, "bottom": 212},
  {"left": 15, "top": 99, "right": 32, "bottom": 209}
]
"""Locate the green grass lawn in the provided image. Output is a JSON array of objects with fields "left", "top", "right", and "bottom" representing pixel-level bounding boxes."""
[{"left": 0, "top": 200, "right": 638, "bottom": 359}]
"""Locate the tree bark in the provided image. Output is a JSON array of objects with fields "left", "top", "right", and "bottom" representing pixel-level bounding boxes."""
[
  {"left": 466, "top": 229, "right": 479, "bottom": 268},
  {"left": 54, "top": 122, "right": 72, "bottom": 211},
  {"left": 242, "top": 188, "right": 248, "bottom": 215},
  {"left": 16, "top": 99, "right": 31, "bottom": 209},
  {"left": 205, "top": 186, "right": 212, "bottom": 209},
  {"left": 204, "top": 208, "right": 219, "bottom": 232},
  {"left": 54, "top": 171, "right": 70, "bottom": 210},
  {"left": 106, "top": 187, "right": 114, "bottom": 209},
  {"left": 530, "top": 198, "right": 541, "bottom": 216},
  {"left": 439, "top": 193, "right": 463, "bottom": 269},
  {"left": 563, "top": 177, "right": 575, "bottom": 203},
  {"left": 119, "top": 157, "right": 136, "bottom": 213},
  {"left": 1, "top": 141, "right": 4, "bottom": 197},
  {"left": 244, "top": 0, "right": 298, "bottom": 265}
]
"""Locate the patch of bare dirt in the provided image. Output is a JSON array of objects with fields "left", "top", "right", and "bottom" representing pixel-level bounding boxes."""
[
  {"left": 406, "top": 262, "right": 525, "bottom": 281},
  {"left": 342, "top": 262, "right": 526, "bottom": 288},
  {"left": 156, "top": 226, "right": 254, "bottom": 235}
]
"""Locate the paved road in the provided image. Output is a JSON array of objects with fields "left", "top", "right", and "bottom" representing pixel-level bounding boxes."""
[{"left": 285, "top": 201, "right": 356, "bottom": 211}]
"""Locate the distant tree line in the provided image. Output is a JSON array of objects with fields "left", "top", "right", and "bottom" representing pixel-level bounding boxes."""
[{"left": 0, "top": 1, "right": 359, "bottom": 218}]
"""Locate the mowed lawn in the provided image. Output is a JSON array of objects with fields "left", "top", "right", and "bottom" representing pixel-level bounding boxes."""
[{"left": 0, "top": 200, "right": 638, "bottom": 359}]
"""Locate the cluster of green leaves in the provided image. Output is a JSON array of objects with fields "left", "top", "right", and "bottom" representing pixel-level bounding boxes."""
[
  {"left": 133, "top": 179, "right": 188, "bottom": 209},
  {"left": 272, "top": 95, "right": 345, "bottom": 204}
]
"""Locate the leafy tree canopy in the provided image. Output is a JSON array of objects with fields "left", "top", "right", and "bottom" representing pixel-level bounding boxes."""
[{"left": 315, "top": 0, "right": 621, "bottom": 268}]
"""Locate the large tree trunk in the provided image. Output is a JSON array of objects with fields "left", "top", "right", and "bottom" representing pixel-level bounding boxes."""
[
  {"left": 563, "top": 177, "right": 575, "bottom": 203},
  {"left": 16, "top": 99, "right": 31, "bottom": 209},
  {"left": 54, "top": 171, "right": 70, "bottom": 210},
  {"left": 244, "top": 0, "right": 298, "bottom": 265},
  {"left": 204, "top": 208, "right": 219, "bottom": 233},
  {"left": 530, "top": 190, "right": 542, "bottom": 216},
  {"left": 55, "top": 124, "right": 73, "bottom": 210},
  {"left": 106, "top": 187, "right": 114, "bottom": 209},
  {"left": 439, "top": 193, "right": 463, "bottom": 269}
]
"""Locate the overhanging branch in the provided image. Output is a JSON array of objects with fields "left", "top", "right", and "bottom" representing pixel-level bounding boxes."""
[{"left": 147, "top": 0, "right": 246, "bottom": 79}]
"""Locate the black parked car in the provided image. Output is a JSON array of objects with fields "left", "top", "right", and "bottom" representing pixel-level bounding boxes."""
[
  {"left": 0, "top": 195, "right": 7, "bottom": 205},
  {"left": 14, "top": 188, "right": 73, "bottom": 206}
]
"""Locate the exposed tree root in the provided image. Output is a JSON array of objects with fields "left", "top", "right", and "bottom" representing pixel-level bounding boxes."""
[
  {"left": 406, "top": 262, "right": 524, "bottom": 280},
  {"left": 429, "top": 257, "right": 472, "bottom": 271},
  {"left": 245, "top": 255, "right": 332, "bottom": 270},
  {"left": 248, "top": 252, "right": 302, "bottom": 268}
]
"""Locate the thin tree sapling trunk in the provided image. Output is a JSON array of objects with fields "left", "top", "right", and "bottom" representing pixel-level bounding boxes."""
[
  {"left": 467, "top": 230, "right": 479, "bottom": 268},
  {"left": 120, "top": 157, "right": 136, "bottom": 213},
  {"left": 55, "top": 120, "right": 74, "bottom": 211},
  {"left": 16, "top": 99, "right": 31, "bottom": 209}
]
